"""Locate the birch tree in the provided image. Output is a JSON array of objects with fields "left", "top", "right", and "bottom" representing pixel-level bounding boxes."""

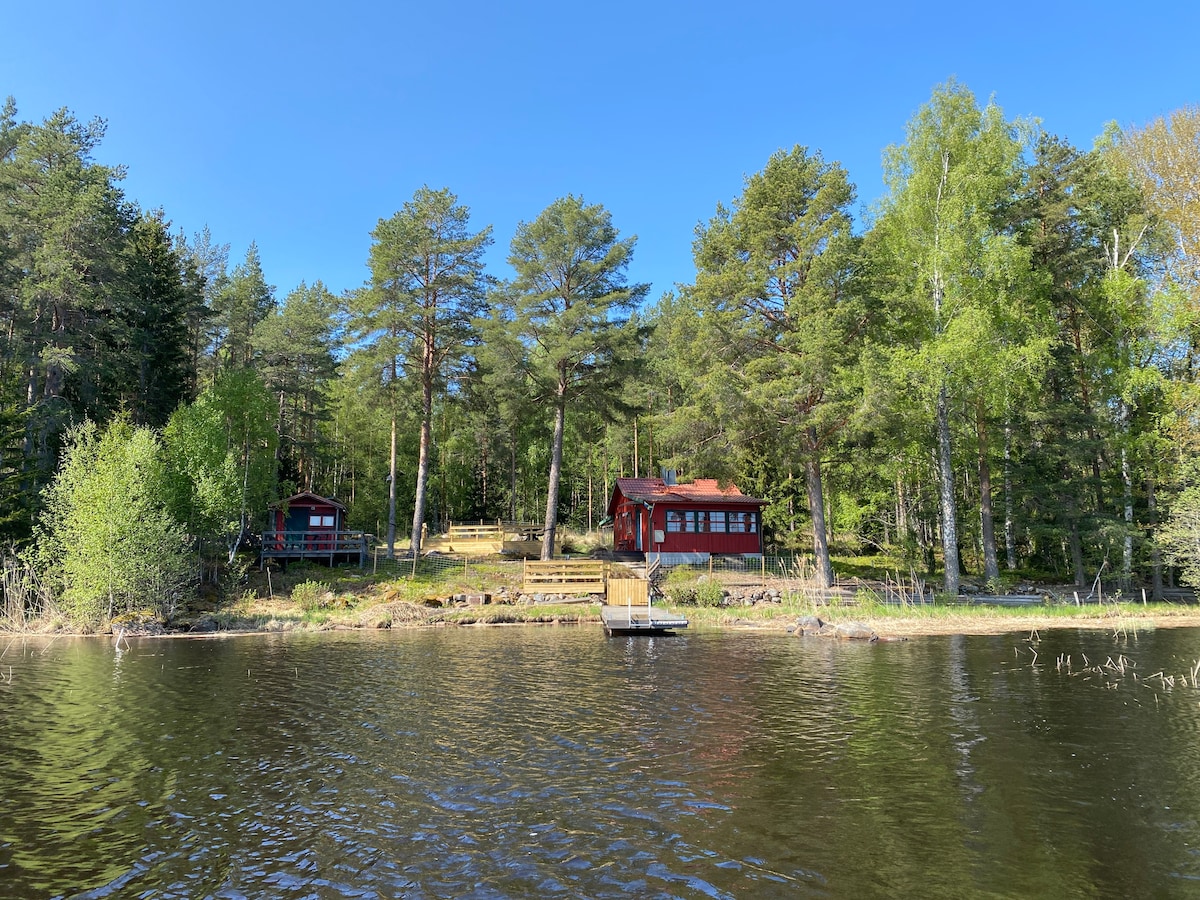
[{"left": 872, "top": 80, "right": 1027, "bottom": 595}]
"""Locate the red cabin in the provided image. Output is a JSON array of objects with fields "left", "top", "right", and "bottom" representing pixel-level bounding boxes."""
[
  {"left": 607, "top": 476, "right": 766, "bottom": 563},
  {"left": 263, "top": 492, "right": 366, "bottom": 567}
]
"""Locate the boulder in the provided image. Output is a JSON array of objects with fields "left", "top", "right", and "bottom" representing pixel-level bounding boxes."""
[
  {"left": 834, "top": 621, "right": 878, "bottom": 641},
  {"left": 795, "top": 615, "right": 825, "bottom": 634}
]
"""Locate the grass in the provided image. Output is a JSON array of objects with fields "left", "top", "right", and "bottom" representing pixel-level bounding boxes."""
[{"left": 9, "top": 537, "right": 1200, "bottom": 639}]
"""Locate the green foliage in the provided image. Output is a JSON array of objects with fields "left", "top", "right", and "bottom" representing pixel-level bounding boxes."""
[
  {"left": 255, "top": 280, "right": 341, "bottom": 489},
  {"left": 349, "top": 186, "right": 492, "bottom": 553},
  {"left": 663, "top": 569, "right": 725, "bottom": 607},
  {"left": 117, "top": 209, "right": 200, "bottom": 426},
  {"left": 499, "top": 195, "right": 649, "bottom": 557},
  {"left": 291, "top": 580, "right": 332, "bottom": 612},
  {"left": 163, "top": 369, "right": 278, "bottom": 564},
  {"left": 35, "top": 417, "right": 191, "bottom": 627},
  {"left": 1, "top": 89, "right": 1197, "bottom": 606},
  {"left": 1158, "top": 459, "right": 1200, "bottom": 588},
  {"left": 211, "top": 242, "right": 274, "bottom": 370}
]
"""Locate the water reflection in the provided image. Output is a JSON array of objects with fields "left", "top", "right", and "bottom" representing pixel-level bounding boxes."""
[{"left": 3, "top": 627, "right": 1200, "bottom": 897}]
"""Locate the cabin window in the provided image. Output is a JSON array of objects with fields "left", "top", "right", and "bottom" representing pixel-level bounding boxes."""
[
  {"left": 309, "top": 514, "right": 335, "bottom": 527},
  {"left": 684, "top": 511, "right": 698, "bottom": 532},
  {"left": 708, "top": 511, "right": 726, "bottom": 533},
  {"left": 729, "top": 512, "right": 756, "bottom": 533},
  {"left": 666, "top": 510, "right": 683, "bottom": 532}
]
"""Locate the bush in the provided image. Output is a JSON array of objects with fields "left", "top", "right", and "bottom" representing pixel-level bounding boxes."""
[
  {"left": 36, "top": 418, "right": 193, "bottom": 628},
  {"left": 291, "top": 580, "right": 331, "bottom": 612},
  {"left": 664, "top": 569, "right": 726, "bottom": 607}
]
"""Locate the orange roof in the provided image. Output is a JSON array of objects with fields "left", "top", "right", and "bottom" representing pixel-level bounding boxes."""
[{"left": 608, "top": 477, "right": 765, "bottom": 514}]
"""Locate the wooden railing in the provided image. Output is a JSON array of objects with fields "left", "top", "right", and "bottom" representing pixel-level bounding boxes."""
[
  {"left": 522, "top": 559, "right": 608, "bottom": 594},
  {"left": 261, "top": 531, "right": 368, "bottom": 563},
  {"left": 448, "top": 524, "right": 505, "bottom": 542}
]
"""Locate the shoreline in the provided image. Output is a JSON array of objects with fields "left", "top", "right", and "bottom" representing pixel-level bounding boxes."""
[{"left": 7, "top": 602, "right": 1200, "bottom": 641}]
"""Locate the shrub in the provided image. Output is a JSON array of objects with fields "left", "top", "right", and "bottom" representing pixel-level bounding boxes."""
[
  {"left": 664, "top": 569, "right": 726, "bottom": 607},
  {"left": 36, "top": 418, "right": 193, "bottom": 628},
  {"left": 291, "top": 580, "right": 331, "bottom": 612}
]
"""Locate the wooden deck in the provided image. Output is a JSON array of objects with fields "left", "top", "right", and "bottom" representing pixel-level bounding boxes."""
[
  {"left": 421, "top": 522, "right": 563, "bottom": 557},
  {"left": 260, "top": 531, "right": 367, "bottom": 568},
  {"left": 600, "top": 604, "right": 689, "bottom": 635}
]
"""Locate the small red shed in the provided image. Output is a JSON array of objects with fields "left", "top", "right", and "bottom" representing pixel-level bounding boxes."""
[
  {"left": 269, "top": 491, "right": 346, "bottom": 548},
  {"left": 607, "top": 476, "right": 766, "bottom": 563},
  {"left": 262, "top": 492, "right": 366, "bottom": 567}
]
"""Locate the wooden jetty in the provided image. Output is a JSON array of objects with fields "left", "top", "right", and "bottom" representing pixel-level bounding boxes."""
[
  {"left": 600, "top": 604, "right": 689, "bottom": 635},
  {"left": 602, "top": 576, "right": 687, "bottom": 635}
]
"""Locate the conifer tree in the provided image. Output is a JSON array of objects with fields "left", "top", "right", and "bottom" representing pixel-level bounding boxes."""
[{"left": 501, "top": 196, "right": 648, "bottom": 559}]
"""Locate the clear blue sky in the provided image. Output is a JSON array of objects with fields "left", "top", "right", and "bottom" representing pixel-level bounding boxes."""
[{"left": 4, "top": 0, "right": 1197, "bottom": 303}]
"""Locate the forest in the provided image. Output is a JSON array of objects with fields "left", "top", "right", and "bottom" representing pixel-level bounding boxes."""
[{"left": 2, "top": 80, "right": 1199, "bottom": 627}]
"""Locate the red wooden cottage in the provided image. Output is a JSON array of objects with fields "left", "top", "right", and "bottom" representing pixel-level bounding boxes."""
[
  {"left": 606, "top": 475, "right": 766, "bottom": 563},
  {"left": 262, "top": 492, "right": 366, "bottom": 567}
]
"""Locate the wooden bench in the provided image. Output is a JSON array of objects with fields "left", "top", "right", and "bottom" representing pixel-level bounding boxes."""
[{"left": 523, "top": 559, "right": 608, "bottom": 595}]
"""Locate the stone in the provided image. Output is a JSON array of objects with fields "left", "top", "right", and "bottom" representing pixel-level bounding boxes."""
[
  {"left": 795, "top": 615, "right": 825, "bottom": 634},
  {"left": 835, "top": 622, "right": 878, "bottom": 641},
  {"left": 189, "top": 616, "right": 219, "bottom": 633}
]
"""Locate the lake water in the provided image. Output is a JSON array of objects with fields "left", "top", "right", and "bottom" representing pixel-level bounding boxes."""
[{"left": 3, "top": 624, "right": 1200, "bottom": 898}]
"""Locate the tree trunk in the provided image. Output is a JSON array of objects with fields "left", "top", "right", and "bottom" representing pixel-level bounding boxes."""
[
  {"left": 1148, "top": 474, "right": 1163, "bottom": 601},
  {"left": 1121, "top": 446, "right": 1133, "bottom": 591},
  {"left": 541, "top": 377, "right": 567, "bottom": 560},
  {"left": 410, "top": 362, "right": 433, "bottom": 556},
  {"left": 804, "top": 427, "right": 833, "bottom": 588},
  {"left": 386, "top": 410, "right": 397, "bottom": 558},
  {"left": 1003, "top": 420, "right": 1017, "bottom": 570},
  {"left": 977, "top": 402, "right": 999, "bottom": 584},
  {"left": 509, "top": 433, "right": 518, "bottom": 522},
  {"left": 936, "top": 384, "right": 960, "bottom": 596},
  {"left": 931, "top": 152, "right": 959, "bottom": 597},
  {"left": 632, "top": 416, "right": 639, "bottom": 478},
  {"left": 1068, "top": 517, "right": 1086, "bottom": 589}
]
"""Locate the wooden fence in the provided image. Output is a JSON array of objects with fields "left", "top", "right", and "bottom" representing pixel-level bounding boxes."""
[
  {"left": 522, "top": 559, "right": 608, "bottom": 594},
  {"left": 606, "top": 576, "right": 649, "bottom": 606}
]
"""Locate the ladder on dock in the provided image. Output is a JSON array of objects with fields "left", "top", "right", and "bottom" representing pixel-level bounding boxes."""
[{"left": 602, "top": 576, "right": 687, "bottom": 635}]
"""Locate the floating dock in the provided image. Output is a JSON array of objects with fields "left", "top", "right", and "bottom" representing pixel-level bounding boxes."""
[{"left": 600, "top": 604, "right": 688, "bottom": 636}]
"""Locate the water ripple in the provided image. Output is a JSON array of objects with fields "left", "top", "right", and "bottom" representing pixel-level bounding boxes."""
[{"left": 4, "top": 628, "right": 1200, "bottom": 897}]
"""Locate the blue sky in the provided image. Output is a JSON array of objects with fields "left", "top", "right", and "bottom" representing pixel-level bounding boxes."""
[{"left": 4, "top": 0, "right": 1197, "bottom": 303}]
